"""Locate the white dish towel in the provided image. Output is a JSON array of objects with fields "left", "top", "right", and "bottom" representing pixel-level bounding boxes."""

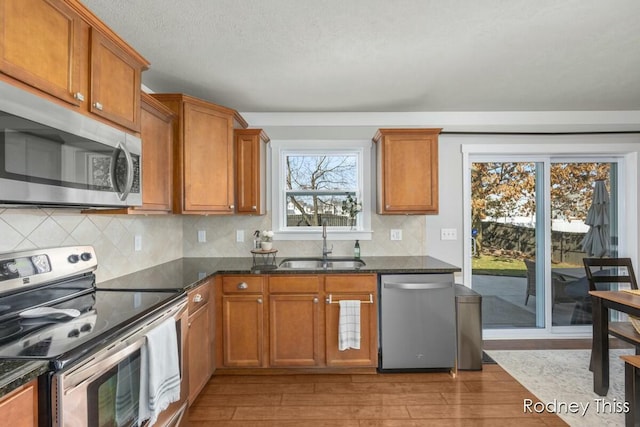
[
  {"left": 138, "top": 318, "right": 181, "bottom": 427},
  {"left": 338, "top": 300, "right": 361, "bottom": 351}
]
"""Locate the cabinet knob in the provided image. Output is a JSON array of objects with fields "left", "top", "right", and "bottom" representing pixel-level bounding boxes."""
[
  {"left": 257, "top": 298, "right": 263, "bottom": 304},
  {"left": 229, "top": 205, "right": 235, "bottom": 209},
  {"left": 313, "top": 297, "right": 319, "bottom": 304},
  {"left": 93, "top": 101, "right": 104, "bottom": 111},
  {"left": 193, "top": 293, "right": 203, "bottom": 303},
  {"left": 237, "top": 282, "right": 248, "bottom": 290},
  {"left": 251, "top": 205, "right": 257, "bottom": 211},
  {"left": 73, "top": 92, "right": 85, "bottom": 101}
]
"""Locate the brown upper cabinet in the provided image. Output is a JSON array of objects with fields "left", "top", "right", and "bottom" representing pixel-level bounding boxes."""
[
  {"left": 151, "top": 93, "right": 248, "bottom": 214},
  {"left": 137, "top": 93, "right": 174, "bottom": 212},
  {"left": 235, "top": 129, "right": 269, "bottom": 215},
  {"left": 0, "top": 0, "right": 148, "bottom": 132},
  {"left": 373, "top": 128, "right": 441, "bottom": 214}
]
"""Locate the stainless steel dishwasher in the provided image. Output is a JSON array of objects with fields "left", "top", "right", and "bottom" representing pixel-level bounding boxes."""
[{"left": 379, "top": 274, "right": 456, "bottom": 371}]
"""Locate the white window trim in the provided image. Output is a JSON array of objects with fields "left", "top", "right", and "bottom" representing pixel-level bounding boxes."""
[
  {"left": 270, "top": 140, "right": 373, "bottom": 241},
  {"left": 461, "top": 136, "right": 639, "bottom": 340}
]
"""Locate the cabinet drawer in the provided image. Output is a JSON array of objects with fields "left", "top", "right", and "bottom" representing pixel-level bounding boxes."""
[
  {"left": 325, "top": 274, "right": 377, "bottom": 293},
  {"left": 188, "top": 282, "right": 210, "bottom": 313},
  {"left": 222, "top": 275, "right": 265, "bottom": 293},
  {"left": 269, "top": 275, "right": 320, "bottom": 293}
]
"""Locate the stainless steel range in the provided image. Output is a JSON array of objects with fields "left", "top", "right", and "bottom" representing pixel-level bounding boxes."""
[{"left": 0, "top": 246, "right": 188, "bottom": 427}]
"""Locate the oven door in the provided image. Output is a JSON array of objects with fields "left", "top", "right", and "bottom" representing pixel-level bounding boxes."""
[
  {"left": 52, "top": 299, "right": 188, "bottom": 427},
  {"left": 0, "top": 80, "right": 141, "bottom": 207}
]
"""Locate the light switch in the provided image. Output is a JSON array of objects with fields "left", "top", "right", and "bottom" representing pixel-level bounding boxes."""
[
  {"left": 236, "top": 230, "right": 244, "bottom": 242},
  {"left": 197, "top": 230, "right": 206, "bottom": 243},
  {"left": 134, "top": 235, "right": 142, "bottom": 251},
  {"left": 441, "top": 228, "right": 457, "bottom": 240}
]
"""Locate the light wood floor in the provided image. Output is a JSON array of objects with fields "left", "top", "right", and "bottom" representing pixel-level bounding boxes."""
[{"left": 188, "top": 366, "right": 567, "bottom": 426}]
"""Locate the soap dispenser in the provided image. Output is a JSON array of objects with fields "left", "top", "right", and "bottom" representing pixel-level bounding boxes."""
[{"left": 354, "top": 240, "right": 360, "bottom": 258}]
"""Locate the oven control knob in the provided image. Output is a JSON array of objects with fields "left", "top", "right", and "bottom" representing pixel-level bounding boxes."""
[
  {"left": 68, "top": 254, "right": 80, "bottom": 264},
  {"left": 68, "top": 329, "right": 80, "bottom": 338},
  {"left": 80, "top": 323, "right": 92, "bottom": 332},
  {"left": 80, "top": 252, "right": 93, "bottom": 262}
]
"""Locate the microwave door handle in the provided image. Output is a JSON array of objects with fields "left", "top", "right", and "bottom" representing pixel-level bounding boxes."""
[
  {"left": 109, "top": 143, "right": 135, "bottom": 201},
  {"left": 119, "top": 142, "right": 135, "bottom": 201},
  {"left": 110, "top": 146, "right": 122, "bottom": 194}
]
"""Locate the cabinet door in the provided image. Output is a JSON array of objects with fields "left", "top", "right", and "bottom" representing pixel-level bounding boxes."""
[
  {"left": 325, "top": 292, "right": 378, "bottom": 367},
  {"left": 187, "top": 303, "right": 211, "bottom": 404},
  {"left": 0, "top": 0, "right": 82, "bottom": 105},
  {"left": 90, "top": 29, "right": 142, "bottom": 131},
  {"left": 269, "top": 294, "right": 321, "bottom": 367},
  {"left": 235, "top": 129, "right": 267, "bottom": 215},
  {"left": 183, "top": 102, "right": 234, "bottom": 213},
  {"left": 375, "top": 129, "right": 440, "bottom": 214},
  {"left": 222, "top": 294, "right": 264, "bottom": 367},
  {"left": 0, "top": 379, "right": 38, "bottom": 427},
  {"left": 139, "top": 93, "right": 173, "bottom": 212}
]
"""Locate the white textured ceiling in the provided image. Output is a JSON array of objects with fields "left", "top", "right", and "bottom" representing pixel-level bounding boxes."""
[{"left": 81, "top": 0, "right": 640, "bottom": 115}]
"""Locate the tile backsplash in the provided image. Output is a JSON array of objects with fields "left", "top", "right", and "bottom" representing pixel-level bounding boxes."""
[
  {"left": 0, "top": 208, "right": 425, "bottom": 282},
  {"left": 0, "top": 208, "right": 183, "bottom": 282},
  {"left": 182, "top": 213, "right": 426, "bottom": 259}
]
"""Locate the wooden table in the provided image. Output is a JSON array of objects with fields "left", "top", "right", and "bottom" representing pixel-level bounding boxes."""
[{"left": 590, "top": 290, "right": 640, "bottom": 395}]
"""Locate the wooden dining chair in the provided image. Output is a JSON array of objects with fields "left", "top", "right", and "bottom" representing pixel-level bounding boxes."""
[{"left": 582, "top": 257, "right": 640, "bottom": 367}]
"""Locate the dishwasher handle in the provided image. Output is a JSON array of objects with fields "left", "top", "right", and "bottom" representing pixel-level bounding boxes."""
[{"left": 383, "top": 281, "right": 452, "bottom": 290}]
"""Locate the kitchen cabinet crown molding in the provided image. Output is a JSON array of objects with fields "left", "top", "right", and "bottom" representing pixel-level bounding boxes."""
[{"left": 64, "top": 0, "right": 149, "bottom": 70}]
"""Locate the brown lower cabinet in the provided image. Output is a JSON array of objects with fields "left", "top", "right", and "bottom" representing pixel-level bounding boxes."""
[
  {"left": 215, "top": 273, "right": 378, "bottom": 369},
  {"left": 0, "top": 378, "right": 38, "bottom": 427},
  {"left": 187, "top": 279, "right": 214, "bottom": 405}
]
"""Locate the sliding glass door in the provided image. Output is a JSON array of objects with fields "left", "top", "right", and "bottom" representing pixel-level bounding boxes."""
[{"left": 470, "top": 157, "right": 617, "bottom": 331}]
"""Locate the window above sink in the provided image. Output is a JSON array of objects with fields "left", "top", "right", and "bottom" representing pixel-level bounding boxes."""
[{"left": 270, "top": 140, "right": 373, "bottom": 241}]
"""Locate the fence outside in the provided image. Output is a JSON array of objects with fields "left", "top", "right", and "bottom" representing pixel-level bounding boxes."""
[
  {"left": 287, "top": 214, "right": 354, "bottom": 227},
  {"left": 481, "top": 221, "right": 587, "bottom": 265}
]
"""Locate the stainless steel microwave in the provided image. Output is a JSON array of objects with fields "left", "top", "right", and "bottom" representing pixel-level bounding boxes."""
[{"left": 0, "top": 81, "right": 141, "bottom": 207}]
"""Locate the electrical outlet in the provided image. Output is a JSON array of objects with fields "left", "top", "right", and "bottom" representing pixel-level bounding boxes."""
[
  {"left": 197, "top": 230, "right": 206, "bottom": 243},
  {"left": 134, "top": 235, "right": 142, "bottom": 251},
  {"left": 441, "top": 228, "right": 457, "bottom": 240},
  {"left": 390, "top": 229, "right": 402, "bottom": 241},
  {"left": 236, "top": 230, "right": 244, "bottom": 242}
]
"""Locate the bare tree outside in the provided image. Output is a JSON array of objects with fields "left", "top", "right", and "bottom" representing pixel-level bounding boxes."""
[
  {"left": 471, "top": 161, "right": 611, "bottom": 259},
  {"left": 285, "top": 154, "right": 359, "bottom": 227}
]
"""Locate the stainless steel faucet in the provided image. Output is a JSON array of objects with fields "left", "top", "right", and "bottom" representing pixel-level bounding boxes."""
[{"left": 322, "top": 219, "right": 332, "bottom": 261}]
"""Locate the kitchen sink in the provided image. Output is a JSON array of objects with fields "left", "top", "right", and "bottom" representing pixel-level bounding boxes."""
[{"left": 278, "top": 257, "right": 366, "bottom": 270}]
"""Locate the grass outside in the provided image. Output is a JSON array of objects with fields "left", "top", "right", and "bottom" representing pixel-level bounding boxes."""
[{"left": 472, "top": 255, "right": 580, "bottom": 277}]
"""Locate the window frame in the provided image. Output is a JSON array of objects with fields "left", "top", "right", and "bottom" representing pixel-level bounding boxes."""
[{"left": 270, "top": 140, "right": 373, "bottom": 241}]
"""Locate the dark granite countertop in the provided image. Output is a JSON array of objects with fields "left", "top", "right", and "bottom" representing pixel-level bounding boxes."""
[
  {"left": 1, "top": 255, "right": 459, "bottom": 398},
  {"left": 0, "top": 360, "right": 49, "bottom": 398},
  {"left": 97, "top": 255, "right": 461, "bottom": 292}
]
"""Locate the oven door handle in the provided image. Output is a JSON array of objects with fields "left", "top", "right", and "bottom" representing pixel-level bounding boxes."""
[
  {"left": 62, "top": 298, "right": 187, "bottom": 393},
  {"left": 63, "top": 339, "right": 146, "bottom": 396}
]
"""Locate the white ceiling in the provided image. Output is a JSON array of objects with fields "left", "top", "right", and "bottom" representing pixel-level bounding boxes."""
[{"left": 81, "top": 0, "right": 640, "bottom": 133}]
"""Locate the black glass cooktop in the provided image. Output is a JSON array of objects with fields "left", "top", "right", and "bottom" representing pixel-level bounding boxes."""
[{"left": 0, "top": 287, "right": 182, "bottom": 369}]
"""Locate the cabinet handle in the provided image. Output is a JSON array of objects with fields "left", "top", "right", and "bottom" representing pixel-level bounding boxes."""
[
  {"left": 93, "top": 101, "right": 104, "bottom": 111},
  {"left": 73, "top": 92, "right": 85, "bottom": 102},
  {"left": 192, "top": 293, "right": 203, "bottom": 303},
  {"left": 257, "top": 298, "right": 263, "bottom": 304},
  {"left": 237, "top": 282, "right": 248, "bottom": 290},
  {"left": 313, "top": 297, "right": 319, "bottom": 304}
]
